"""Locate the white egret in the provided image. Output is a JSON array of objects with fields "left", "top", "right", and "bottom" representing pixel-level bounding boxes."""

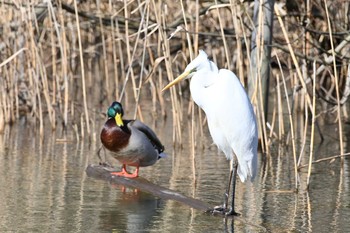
[{"left": 162, "top": 50, "right": 258, "bottom": 216}]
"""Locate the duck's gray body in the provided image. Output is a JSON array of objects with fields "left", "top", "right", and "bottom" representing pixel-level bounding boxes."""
[{"left": 101, "top": 119, "right": 165, "bottom": 167}]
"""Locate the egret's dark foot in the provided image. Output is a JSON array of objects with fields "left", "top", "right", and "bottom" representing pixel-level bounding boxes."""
[
  {"left": 206, "top": 205, "right": 227, "bottom": 215},
  {"left": 225, "top": 207, "right": 240, "bottom": 216},
  {"left": 206, "top": 205, "right": 241, "bottom": 217}
]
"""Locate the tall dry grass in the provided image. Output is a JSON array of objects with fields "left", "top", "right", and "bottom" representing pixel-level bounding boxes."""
[{"left": 0, "top": 0, "right": 349, "bottom": 188}]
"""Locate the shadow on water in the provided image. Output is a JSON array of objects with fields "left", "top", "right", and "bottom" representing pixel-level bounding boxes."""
[{"left": 0, "top": 111, "right": 349, "bottom": 232}]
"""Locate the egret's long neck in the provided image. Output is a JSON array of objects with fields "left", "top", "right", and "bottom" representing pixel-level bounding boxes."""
[{"left": 189, "top": 61, "right": 218, "bottom": 109}]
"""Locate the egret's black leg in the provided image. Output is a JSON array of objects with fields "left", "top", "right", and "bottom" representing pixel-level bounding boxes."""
[
  {"left": 209, "top": 160, "right": 234, "bottom": 215},
  {"left": 223, "top": 161, "right": 234, "bottom": 210},
  {"left": 225, "top": 161, "right": 240, "bottom": 216}
]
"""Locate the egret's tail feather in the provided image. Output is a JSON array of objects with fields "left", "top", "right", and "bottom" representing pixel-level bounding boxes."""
[{"left": 237, "top": 158, "right": 257, "bottom": 183}]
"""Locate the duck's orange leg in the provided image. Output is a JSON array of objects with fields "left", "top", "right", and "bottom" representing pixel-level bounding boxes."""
[{"left": 111, "top": 165, "right": 139, "bottom": 178}]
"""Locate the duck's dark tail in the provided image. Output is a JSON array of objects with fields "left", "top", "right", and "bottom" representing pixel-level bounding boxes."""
[{"left": 158, "top": 152, "right": 168, "bottom": 159}]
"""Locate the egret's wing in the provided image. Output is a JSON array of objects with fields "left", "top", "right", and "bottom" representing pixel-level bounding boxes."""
[
  {"left": 129, "top": 120, "right": 165, "bottom": 153},
  {"left": 205, "top": 69, "right": 258, "bottom": 182}
]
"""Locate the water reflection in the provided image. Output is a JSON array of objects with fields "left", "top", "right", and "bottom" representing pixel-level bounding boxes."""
[
  {"left": 98, "top": 187, "right": 163, "bottom": 232},
  {"left": 0, "top": 116, "right": 349, "bottom": 232}
]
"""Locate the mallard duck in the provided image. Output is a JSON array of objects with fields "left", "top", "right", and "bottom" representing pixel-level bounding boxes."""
[{"left": 100, "top": 102, "right": 165, "bottom": 178}]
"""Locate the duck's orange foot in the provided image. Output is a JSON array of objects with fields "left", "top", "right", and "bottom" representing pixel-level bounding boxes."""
[
  {"left": 110, "top": 165, "right": 139, "bottom": 178},
  {"left": 110, "top": 171, "right": 138, "bottom": 178}
]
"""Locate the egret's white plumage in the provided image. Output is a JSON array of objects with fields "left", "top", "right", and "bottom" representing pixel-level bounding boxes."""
[
  {"left": 184, "top": 51, "right": 258, "bottom": 182},
  {"left": 162, "top": 50, "right": 258, "bottom": 215}
]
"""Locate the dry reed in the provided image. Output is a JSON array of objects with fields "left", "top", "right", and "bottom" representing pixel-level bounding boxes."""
[{"left": 0, "top": 0, "right": 349, "bottom": 189}]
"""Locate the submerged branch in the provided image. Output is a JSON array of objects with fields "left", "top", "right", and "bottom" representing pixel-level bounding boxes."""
[
  {"left": 86, "top": 163, "right": 211, "bottom": 211},
  {"left": 298, "top": 152, "right": 350, "bottom": 169}
]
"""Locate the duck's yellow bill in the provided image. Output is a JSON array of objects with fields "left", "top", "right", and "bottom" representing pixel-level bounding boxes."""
[
  {"left": 115, "top": 113, "right": 124, "bottom": 127},
  {"left": 161, "top": 70, "right": 191, "bottom": 92}
]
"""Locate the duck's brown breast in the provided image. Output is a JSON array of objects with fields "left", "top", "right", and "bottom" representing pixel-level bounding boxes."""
[{"left": 100, "top": 119, "right": 130, "bottom": 152}]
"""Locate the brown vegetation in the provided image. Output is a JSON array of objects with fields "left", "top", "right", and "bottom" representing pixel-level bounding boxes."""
[{"left": 0, "top": 0, "right": 349, "bottom": 187}]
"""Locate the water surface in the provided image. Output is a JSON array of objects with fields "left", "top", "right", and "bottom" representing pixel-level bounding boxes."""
[{"left": 0, "top": 114, "right": 349, "bottom": 232}]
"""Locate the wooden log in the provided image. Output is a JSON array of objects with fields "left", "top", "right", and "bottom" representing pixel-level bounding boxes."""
[{"left": 86, "top": 164, "right": 211, "bottom": 212}]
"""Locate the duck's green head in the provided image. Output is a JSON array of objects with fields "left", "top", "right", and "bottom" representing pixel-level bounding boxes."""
[{"left": 107, "top": 102, "right": 124, "bottom": 127}]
